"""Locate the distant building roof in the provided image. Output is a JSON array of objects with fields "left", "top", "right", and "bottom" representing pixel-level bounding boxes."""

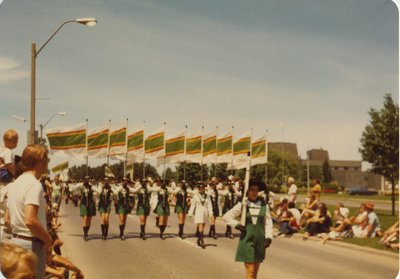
[
  {"left": 300, "top": 159, "right": 362, "bottom": 168},
  {"left": 307, "top": 149, "right": 329, "bottom": 161}
]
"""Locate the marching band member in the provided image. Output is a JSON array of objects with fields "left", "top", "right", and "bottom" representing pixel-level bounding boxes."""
[
  {"left": 170, "top": 180, "right": 190, "bottom": 239},
  {"left": 152, "top": 180, "right": 170, "bottom": 239},
  {"left": 220, "top": 182, "right": 240, "bottom": 239},
  {"left": 76, "top": 176, "right": 96, "bottom": 241},
  {"left": 97, "top": 177, "right": 113, "bottom": 240},
  {"left": 114, "top": 178, "right": 133, "bottom": 240},
  {"left": 207, "top": 181, "right": 220, "bottom": 239},
  {"left": 132, "top": 179, "right": 151, "bottom": 240},
  {"left": 188, "top": 182, "right": 213, "bottom": 248},
  {"left": 223, "top": 179, "right": 273, "bottom": 279}
]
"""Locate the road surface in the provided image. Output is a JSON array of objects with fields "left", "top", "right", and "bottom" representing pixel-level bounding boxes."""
[{"left": 57, "top": 202, "right": 399, "bottom": 279}]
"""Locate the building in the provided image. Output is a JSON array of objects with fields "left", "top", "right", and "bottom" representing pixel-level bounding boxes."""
[{"left": 268, "top": 142, "right": 299, "bottom": 160}]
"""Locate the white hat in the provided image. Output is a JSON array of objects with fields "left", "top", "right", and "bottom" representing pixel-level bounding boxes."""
[{"left": 228, "top": 175, "right": 234, "bottom": 181}]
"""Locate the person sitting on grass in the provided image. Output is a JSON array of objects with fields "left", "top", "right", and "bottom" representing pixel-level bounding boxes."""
[
  {"left": 299, "top": 193, "right": 319, "bottom": 226},
  {"left": 276, "top": 198, "right": 298, "bottom": 237},
  {"left": 364, "top": 203, "right": 381, "bottom": 238},
  {"left": 378, "top": 221, "right": 399, "bottom": 247},
  {"left": 321, "top": 203, "right": 352, "bottom": 244},
  {"left": 302, "top": 203, "right": 332, "bottom": 240},
  {"left": 350, "top": 203, "right": 369, "bottom": 238}
]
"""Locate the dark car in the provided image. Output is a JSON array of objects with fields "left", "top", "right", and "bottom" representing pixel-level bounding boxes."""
[{"left": 347, "top": 186, "right": 378, "bottom": 196}]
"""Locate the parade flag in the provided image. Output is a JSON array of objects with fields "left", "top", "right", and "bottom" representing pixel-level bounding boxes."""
[
  {"left": 251, "top": 134, "right": 267, "bottom": 166},
  {"left": 109, "top": 123, "right": 127, "bottom": 159},
  {"left": 87, "top": 124, "right": 109, "bottom": 158},
  {"left": 105, "top": 165, "right": 115, "bottom": 178},
  {"left": 202, "top": 128, "right": 217, "bottom": 164},
  {"left": 52, "top": 161, "right": 69, "bottom": 181},
  {"left": 217, "top": 130, "right": 233, "bottom": 163},
  {"left": 185, "top": 131, "right": 202, "bottom": 164},
  {"left": 46, "top": 122, "right": 86, "bottom": 159},
  {"left": 127, "top": 128, "right": 144, "bottom": 161},
  {"left": 158, "top": 130, "right": 185, "bottom": 165},
  {"left": 231, "top": 131, "right": 251, "bottom": 168},
  {"left": 145, "top": 127, "right": 164, "bottom": 159}
]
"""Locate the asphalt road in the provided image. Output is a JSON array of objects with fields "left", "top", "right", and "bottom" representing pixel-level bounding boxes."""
[{"left": 57, "top": 202, "right": 399, "bottom": 279}]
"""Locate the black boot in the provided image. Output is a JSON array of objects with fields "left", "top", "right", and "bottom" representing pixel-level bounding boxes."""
[
  {"left": 160, "top": 225, "right": 166, "bottom": 240},
  {"left": 140, "top": 224, "right": 146, "bottom": 240},
  {"left": 225, "top": 225, "right": 229, "bottom": 237},
  {"left": 178, "top": 224, "right": 185, "bottom": 239},
  {"left": 228, "top": 226, "right": 234, "bottom": 239},
  {"left": 197, "top": 232, "right": 205, "bottom": 248},
  {"left": 119, "top": 225, "right": 125, "bottom": 240},
  {"left": 195, "top": 225, "right": 199, "bottom": 237},
  {"left": 101, "top": 224, "right": 105, "bottom": 240},
  {"left": 208, "top": 225, "right": 213, "bottom": 238},
  {"left": 213, "top": 225, "right": 218, "bottom": 239},
  {"left": 105, "top": 224, "right": 109, "bottom": 240},
  {"left": 155, "top": 216, "right": 160, "bottom": 228},
  {"left": 83, "top": 226, "right": 88, "bottom": 241}
]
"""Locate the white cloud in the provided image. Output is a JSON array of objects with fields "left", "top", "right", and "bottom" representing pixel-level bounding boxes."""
[{"left": 0, "top": 56, "right": 28, "bottom": 83}]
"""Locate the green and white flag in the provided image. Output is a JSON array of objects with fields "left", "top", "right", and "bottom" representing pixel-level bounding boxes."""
[
  {"left": 217, "top": 130, "right": 233, "bottom": 163},
  {"left": 158, "top": 130, "right": 185, "bottom": 165},
  {"left": 105, "top": 165, "right": 115, "bottom": 178},
  {"left": 185, "top": 131, "right": 202, "bottom": 164},
  {"left": 87, "top": 124, "right": 109, "bottom": 158},
  {"left": 145, "top": 127, "right": 164, "bottom": 159},
  {"left": 230, "top": 131, "right": 251, "bottom": 169},
  {"left": 127, "top": 128, "right": 144, "bottom": 161},
  {"left": 46, "top": 122, "right": 87, "bottom": 159},
  {"left": 51, "top": 161, "right": 69, "bottom": 181},
  {"left": 251, "top": 134, "right": 267, "bottom": 166},
  {"left": 109, "top": 123, "right": 127, "bottom": 160},
  {"left": 202, "top": 128, "right": 217, "bottom": 164}
]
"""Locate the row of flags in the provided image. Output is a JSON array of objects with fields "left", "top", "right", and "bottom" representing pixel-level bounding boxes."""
[{"left": 46, "top": 122, "right": 267, "bottom": 169}]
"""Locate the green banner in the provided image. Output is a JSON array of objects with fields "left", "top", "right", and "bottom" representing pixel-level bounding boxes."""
[
  {"left": 128, "top": 130, "right": 144, "bottom": 151},
  {"left": 47, "top": 130, "right": 86, "bottom": 150},
  {"left": 166, "top": 136, "right": 185, "bottom": 156},
  {"left": 233, "top": 137, "right": 251, "bottom": 155},
  {"left": 110, "top": 128, "right": 126, "bottom": 147},
  {"left": 203, "top": 136, "right": 216, "bottom": 156},
  {"left": 217, "top": 136, "right": 232, "bottom": 155},
  {"left": 186, "top": 136, "right": 201, "bottom": 154},
  {"left": 88, "top": 130, "right": 108, "bottom": 150},
  {"left": 145, "top": 132, "right": 164, "bottom": 153}
]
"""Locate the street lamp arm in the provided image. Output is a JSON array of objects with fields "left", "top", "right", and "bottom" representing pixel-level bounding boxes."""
[
  {"left": 42, "top": 113, "right": 59, "bottom": 129},
  {"left": 36, "top": 20, "right": 76, "bottom": 57}
]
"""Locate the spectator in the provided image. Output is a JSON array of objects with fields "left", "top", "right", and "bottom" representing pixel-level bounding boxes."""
[
  {"left": 287, "top": 177, "right": 297, "bottom": 203},
  {"left": 350, "top": 203, "right": 369, "bottom": 238},
  {"left": 299, "top": 194, "right": 319, "bottom": 226},
  {"left": 0, "top": 242, "right": 37, "bottom": 279},
  {"left": 0, "top": 129, "right": 19, "bottom": 185},
  {"left": 277, "top": 198, "right": 298, "bottom": 237},
  {"left": 4, "top": 144, "right": 52, "bottom": 279},
  {"left": 379, "top": 221, "right": 399, "bottom": 245},
  {"left": 321, "top": 203, "right": 352, "bottom": 244},
  {"left": 311, "top": 179, "right": 321, "bottom": 201},
  {"left": 302, "top": 203, "right": 332, "bottom": 240},
  {"left": 288, "top": 201, "right": 301, "bottom": 230},
  {"left": 364, "top": 203, "right": 381, "bottom": 237}
]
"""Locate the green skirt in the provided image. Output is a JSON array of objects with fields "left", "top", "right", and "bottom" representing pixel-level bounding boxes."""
[
  {"left": 235, "top": 227, "right": 265, "bottom": 263},
  {"left": 155, "top": 204, "right": 170, "bottom": 216},
  {"left": 175, "top": 205, "right": 189, "bottom": 214},
  {"left": 136, "top": 205, "right": 150, "bottom": 216},
  {"left": 98, "top": 204, "right": 111, "bottom": 214},
  {"left": 117, "top": 205, "right": 132, "bottom": 215},
  {"left": 80, "top": 203, "right": 96, "bottom": 217}
]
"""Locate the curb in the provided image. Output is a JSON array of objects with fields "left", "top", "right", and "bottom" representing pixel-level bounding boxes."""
[{"left": 277, "top": 230, "right": 399, "bottom": 259}]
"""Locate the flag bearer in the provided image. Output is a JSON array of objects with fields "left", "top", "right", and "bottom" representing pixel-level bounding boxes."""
[
  {"left": 97, "top": 177, "right": 113, "bottom": 240},
  {"left": 223, "top": 179, "right": 273, "bottom": 279},
  {"left": 79, "top": 176, "right": 96, "bottom": 241}
]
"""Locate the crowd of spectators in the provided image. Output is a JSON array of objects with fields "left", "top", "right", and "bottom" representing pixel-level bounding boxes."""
[{"left": 0, "top": 129, "right": 84, "bottom": 279}]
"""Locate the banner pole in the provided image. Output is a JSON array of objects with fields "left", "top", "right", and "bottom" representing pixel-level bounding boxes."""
[
  {"left": 85, "top": 118, "right": 89, "bottom": 177},
  {"left": 201, "top": 126, "right": 204, "bottom": 182}
]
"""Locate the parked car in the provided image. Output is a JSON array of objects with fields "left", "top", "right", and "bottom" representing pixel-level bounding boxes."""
[{"left": 347, "top": 186, "right": 378, "bottom": 196}]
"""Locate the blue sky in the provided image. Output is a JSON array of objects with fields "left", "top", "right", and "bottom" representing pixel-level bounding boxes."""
[{"left": 0, "top": 0, "right": 398, "bottom": 169}]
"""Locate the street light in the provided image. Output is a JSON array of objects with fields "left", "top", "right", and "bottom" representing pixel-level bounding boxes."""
[
  {"left": 279, "top": 122, "right": 285, "bottom": 187},
  {"left": 39, "top": 112, "right": 68, "bottom": 145},
  {"left": 30, "top": 18, "right": 97, "bottom": 144}
]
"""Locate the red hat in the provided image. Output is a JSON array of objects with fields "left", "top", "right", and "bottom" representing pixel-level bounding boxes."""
[{"left": 365, "top": 203, "right": 374, "bottom": 210}]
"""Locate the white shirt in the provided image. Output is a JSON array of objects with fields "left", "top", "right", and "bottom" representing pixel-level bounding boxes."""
[
  {"left": 6, "top": 173, "right": 47, "bottom": 237},
  {"left": 0, "top": 146, "right": 14, "bottom": 165}
]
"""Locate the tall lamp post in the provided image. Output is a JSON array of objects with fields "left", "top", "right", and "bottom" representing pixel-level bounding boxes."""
[
  {"left": 279, "top": 122, "right": 285, "bottom": 187},
  {"left": 39, "top": 112, "right": 67, "bottom": 145},
  {"left": 30, "top": 18, "right": 97, "bottom": 144}
]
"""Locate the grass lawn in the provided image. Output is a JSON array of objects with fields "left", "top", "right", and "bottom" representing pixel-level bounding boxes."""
[{"left": 298, "top": 193, "right": 399, "bottom": 202}]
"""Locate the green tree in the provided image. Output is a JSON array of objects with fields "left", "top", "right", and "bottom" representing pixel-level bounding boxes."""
[
  {"left": 175, "top": 163, "right": 209, "bottom": 185},
  {"left": 360, "top": 93, "right": 399, "bottom": 216},
  {"left": 322, "top": 158, "right": 332, "bottom": 183}
]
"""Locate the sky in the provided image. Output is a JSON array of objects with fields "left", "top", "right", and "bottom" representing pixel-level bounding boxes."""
[{"left": 0, "top": 0, "right": 398, "bottom": 170}]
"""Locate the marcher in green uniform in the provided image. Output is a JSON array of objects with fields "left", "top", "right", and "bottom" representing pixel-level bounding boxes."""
[
  {"left": 223, "top": 179, "right": 273, "bottom": 279},
  {"left": 207, "top": 181, "right": 220, "bottom": 239},
  {"left": 79, "top": 176, "right": 96, "bottom": 241},
  {"left": 221, "top": 182, "right": 237, "bottom": 239},
  {"left": 171, "top": 180, "right": 189, "bottom": 239},
  {"left": 153, "top": 181, "right": 170, "bottom": 239},
  {"left": 114, "top": 178, "right": 133, "bottom": 240},
  {"left": 132, "top": 179, "right": 151, "bottom": 240},
  {"left": 98, "top": 177, "right": 113, "bottom": 240}
]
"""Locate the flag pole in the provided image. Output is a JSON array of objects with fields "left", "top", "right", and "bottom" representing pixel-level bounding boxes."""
[
  {"left": 201, "top": 125, "right": 204, "bottom": 182},
  {"left": 265, "top": 129, "right": 268, "bottom": 186},
  {"left": 107, "top": 119, "right": 111, "bottom": 167},
  {"left": 215, "top": 125, "right": 218, "bottom": 178},
  {"left": 183, "top": 125, "right": 187, "bottom": 181},
  {"left": 142, "top": 121, "right": 146, "bottom": 180},
  {"left": 240, "top": 128, "right": 253, "bottom": 226},
  {"left": 231, "top": 125, "right": 234, "bottom": 175},
  {"left": 85, "top": 118, "right": 89, "bottom": 177},
  {"left": 124, "top": 118, "right": 128, "bottom": 178},
  {"left": 163, "top": 122, "right": 166, "bottom": 185}
]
